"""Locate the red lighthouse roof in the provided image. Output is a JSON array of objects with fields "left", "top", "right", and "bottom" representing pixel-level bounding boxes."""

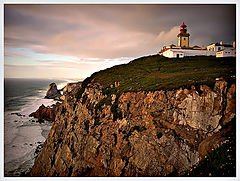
[{"left": 180, "top": 22, "right": 187, "bottom": 28}]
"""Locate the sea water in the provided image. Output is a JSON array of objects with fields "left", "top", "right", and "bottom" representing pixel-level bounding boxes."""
[{"left": 4, "top": 78, "right": 67, "bottom": 176}]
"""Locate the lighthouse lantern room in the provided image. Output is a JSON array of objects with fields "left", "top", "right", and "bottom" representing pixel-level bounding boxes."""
[{"left": 177, "top": 22, "right": 190, "bottom": 48}]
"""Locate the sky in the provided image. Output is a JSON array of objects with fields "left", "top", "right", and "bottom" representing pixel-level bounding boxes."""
[{"left": 4, "top": 4, "right": 236, "bottom": 80}]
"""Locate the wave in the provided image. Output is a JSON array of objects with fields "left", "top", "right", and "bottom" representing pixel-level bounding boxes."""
[{"left": 4, "top": 79, "right": 68, "bottom": 176}]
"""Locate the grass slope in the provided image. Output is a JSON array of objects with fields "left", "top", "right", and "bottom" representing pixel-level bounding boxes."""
[{"left": 84, "top": 55, "right": 235, "bottom": 96}]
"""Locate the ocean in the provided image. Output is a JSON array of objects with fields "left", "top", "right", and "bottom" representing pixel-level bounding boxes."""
[{"left": 4, "top": 78, "right": 68, "bottom": 176}]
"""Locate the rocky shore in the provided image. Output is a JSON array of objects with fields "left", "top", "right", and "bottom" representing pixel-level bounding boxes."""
[
  {"left": 30, "top": 81, "right": 82, "bottom": 123},
  {"left": 29, "top": 103, "right": 60, "bottom": 123}
]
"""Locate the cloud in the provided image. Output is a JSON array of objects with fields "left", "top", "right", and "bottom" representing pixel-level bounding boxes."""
[
  {"left": 5, "top": 5, "right": 236, "bottom": 58},
  {"left": 4, "top": 4, "right": 236, "bottom": 79},
  {"left": 153, "top": 26, "right": 179, "bottom": 46},
  {"left": 4, "top": 51, "right": 29, "bottom": 58},
  {"left": 38, "top": 57, "right": 132, "bottom": 68},
  {"left": 43, "top": 27, "right": 156, "bottom": 58}
]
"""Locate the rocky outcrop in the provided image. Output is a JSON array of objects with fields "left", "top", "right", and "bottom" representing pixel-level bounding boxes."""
[
  {"left": 57, "top": 82, "right": 82, "bottom": 101},
  {"left": 29, "top": 103, "right": 60, "bottom": 123},
  {"left": 45, "top": 83, "right": 61, "bottom": 99},
  {"left": 30, "top": 80, "right": 235, "bottom": 176},
  {"left": 62, "top": 82, "right": 81, "bottom": 94}
]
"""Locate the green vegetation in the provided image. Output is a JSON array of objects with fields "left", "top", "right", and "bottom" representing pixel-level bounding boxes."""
[
  {"left": 111, "top": 99, "right": 123, "bottom": 122},
  {"left": 76, "top": 55, "right": 235, "bottom": 101},
  {"left": 95, "top": 97, "right": 112, "bottom": 114},
  {"left": 75, "top": 76, "right": 92, "bottom": 101}
]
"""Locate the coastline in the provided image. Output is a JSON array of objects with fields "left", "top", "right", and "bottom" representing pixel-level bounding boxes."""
[{"left": 4, "top": 79, "right": 68, "bottom": 176}]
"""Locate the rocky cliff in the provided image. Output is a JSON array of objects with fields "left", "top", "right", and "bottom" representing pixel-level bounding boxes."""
[
  {"left": 30, "top": 79, "right": 235, "bottom": 176},
  {"left": 45, "top": 83, "right": 61, "bottom": 99},
  {"left": 58, "top": 82, "right": 82, "bottom": 101}
]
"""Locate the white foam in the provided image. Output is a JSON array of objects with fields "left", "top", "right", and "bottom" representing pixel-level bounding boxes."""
[
  {"left": 4, "top": 81, "right": 69, "bottom": 176},
  {"left": 4, "top": 125, "right": 44, "bottom": 163},
  {"left": 4, "top": 97, "right": 57, "bottom": 176}
]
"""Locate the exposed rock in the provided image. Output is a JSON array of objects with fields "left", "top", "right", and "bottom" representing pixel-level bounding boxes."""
[
  {"left": 222, "top": 84, "right": 236, "bottom": 125},
  {"left": 59, "top": 82, "right": 81, "bottom": 101},
  {"left": 176, "top": 84, "right": 222, "bottom": 133},
  {"left": 45, "top": 83, "right": 61, "bottom": 99},
  {"left": 54, "top": 95, "right": 65, "bottom": 101},
  {"left": 11, "top": 112, "right": 25, "bottom": 117},
  {"left": 29, "top": 103, "right": 60, "bottom": 123},
  {"left": 30, "top": 81, "right": 235, "bottom": 176},
  {"left": 62, "top": 82, "right": 81, "bottom": 94}
]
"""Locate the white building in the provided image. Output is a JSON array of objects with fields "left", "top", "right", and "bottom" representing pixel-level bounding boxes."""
[
  {"left": 162, "top": 48, "right": 215, "bottom": 58},
  {"left": 207, "top": 41, "right": 236, "bottom": 57},
  {"left": 206, "top": 42, "right": 224, "bottom": 52},
  {"left": 159, "top": 22, "right": 236, "bottom": 58},
  {"left": 216, "top": 46, "right": 236, "bottom": 57}
]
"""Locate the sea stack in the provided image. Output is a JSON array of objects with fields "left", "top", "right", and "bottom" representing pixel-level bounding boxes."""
[{"left": 45, "top": 83, "right": 61, "bottom": 99}]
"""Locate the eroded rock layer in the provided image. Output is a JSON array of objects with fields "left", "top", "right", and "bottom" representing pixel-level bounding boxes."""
[{"left": 30, "top": 81, "right": 235, "bottom": 176}]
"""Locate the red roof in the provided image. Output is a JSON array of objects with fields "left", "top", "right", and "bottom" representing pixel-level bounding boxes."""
[
  {"left": 180, "top": 22, "right": 187, "bottom": 28},
  {"left": 161, "top": 48, "right": 170, "bottom": 53}
]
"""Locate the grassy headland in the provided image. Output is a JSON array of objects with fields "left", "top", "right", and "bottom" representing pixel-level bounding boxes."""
[{"left": 78, "top": 55, "right": 235, "bottom": 99}]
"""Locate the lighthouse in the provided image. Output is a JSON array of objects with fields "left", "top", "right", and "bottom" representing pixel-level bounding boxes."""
[
  {"left": 177, "top": 22, "right": 190, "bottom": 48},
  {"left": 159, "top": 22, "right": 235, "bottom": 58}
]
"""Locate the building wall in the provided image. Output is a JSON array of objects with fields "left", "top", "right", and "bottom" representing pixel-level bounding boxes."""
[
  {"left": 207, "top": 44, "right": 215, "bottom": 51},
  {"left": 207, "top": 44, "right": 223, "bottom": 51},
  {"left": 178, "top": 36, "right": 189, "bottom": 48},
  {"left": 216, "top": 51, "right": 224, "bottom": 57},
  {"left": 216, "top": 48, "right": 236, "bottom": 57},
  {"left": 163, "top": 49, "right": 185, "bottom": 58},
  {"left": 163, "top": 49, "right": 175, "bottom": 58},
  {"left": 184, "top": 49, "right": 215, "bottom": 57},
  {"left": 178, "top": 38, "right": 181, "bottom": 47},
  {"left": 163, "top": 49, "right": 215, "bottom": 58},
  {"left": 172, "top": 51, "right": 184, "bottom": 58}
]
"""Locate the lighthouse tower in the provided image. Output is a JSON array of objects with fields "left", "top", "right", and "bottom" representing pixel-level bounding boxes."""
[{"left": 177, "top": 22, "right": 190, "bottom": 48}]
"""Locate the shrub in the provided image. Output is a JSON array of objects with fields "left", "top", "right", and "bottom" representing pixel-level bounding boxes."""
[
  {"left": 95, "top": 97, "right": 111, "bottom": 114},
  {"left": 75, "top": 76, "right": 92, "bottom": 101}
]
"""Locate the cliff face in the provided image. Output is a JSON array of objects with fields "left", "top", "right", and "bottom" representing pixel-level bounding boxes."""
[{"left": 30, "top": 80, "right": 235, "bottom": 176}]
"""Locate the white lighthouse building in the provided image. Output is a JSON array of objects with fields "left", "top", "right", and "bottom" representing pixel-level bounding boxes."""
[{"left": 159, "top": 22, "right": 236, "bottom": 58}]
